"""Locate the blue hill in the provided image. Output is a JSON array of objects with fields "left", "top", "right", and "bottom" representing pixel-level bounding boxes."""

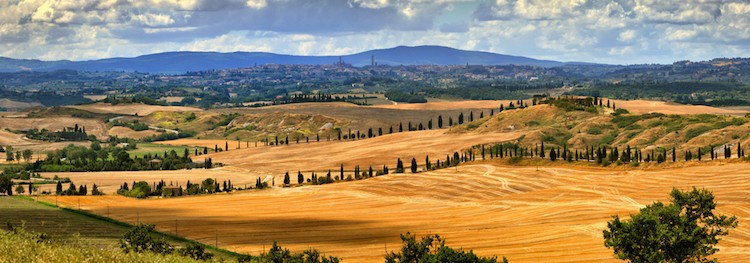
[{"left": 0, "top": 46, "right": 564, "bottom": 73}]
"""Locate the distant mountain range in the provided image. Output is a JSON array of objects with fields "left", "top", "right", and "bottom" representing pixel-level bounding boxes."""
[{"left": 0, "top": 46, "right": 567, "bottom": 74}]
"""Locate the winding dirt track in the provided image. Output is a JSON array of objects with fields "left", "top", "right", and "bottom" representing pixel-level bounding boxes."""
[{"left": 48, "top": 162, "right": 750, "bottom": 262}]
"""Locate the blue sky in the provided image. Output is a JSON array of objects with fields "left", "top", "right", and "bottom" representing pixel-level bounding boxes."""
[{"left": 1, "top": 0, "right": 749, "bottom": 64}]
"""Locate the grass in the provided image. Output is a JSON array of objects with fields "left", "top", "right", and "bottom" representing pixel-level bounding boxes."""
[
  {"left": 0, "top": 228, "right": 205, "bottom": 263},
  {"left": 2, "top": 196, "right": 243, "bottom": 261},
  {"left": 127, "top": 143, "right": 198, "bottom": 158}
]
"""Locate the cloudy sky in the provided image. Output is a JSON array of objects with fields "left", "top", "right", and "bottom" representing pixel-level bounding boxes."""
[{"left": 1, "top": 0, "right": 749, "bottom": 64}]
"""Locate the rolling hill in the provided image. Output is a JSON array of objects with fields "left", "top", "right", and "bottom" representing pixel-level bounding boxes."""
[{"left": 0, "top": 46, "right": 563, "bottom": 73}]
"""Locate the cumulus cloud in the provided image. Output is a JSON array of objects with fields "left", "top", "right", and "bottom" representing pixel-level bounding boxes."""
[{"left": 0, "top": 0, "right": 749, "bottom": 64}]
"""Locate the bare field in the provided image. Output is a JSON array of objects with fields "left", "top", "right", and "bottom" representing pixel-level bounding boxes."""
[
  {"left": 213, "top": 102, "right": 496, "bottom": 132},
  {"left": 68, "top": 103, "right": 200, "bottom": 116},
  {"left": 108, "top": 126, "right": 159, "bottom": 139},
  {"left": 37, "top": 169, "right": 259, "bottom": 194},
  {"left": 159, "top": 129, "right": 526, "bottom": 175},
  {"left": 46, "top": 162, "right": 750, "bottom": 262},
  {"left": 0, "top": 116, "right": 108, "bottom": 140},
  {"left": 372, "top": 100, "right": 513, "bottom": 110},
  {"left": 614, "top": 99, "right": 749, "bottom": 115},
  {"left": 0, "top": 98, "right": 42, "bottom": 110}
]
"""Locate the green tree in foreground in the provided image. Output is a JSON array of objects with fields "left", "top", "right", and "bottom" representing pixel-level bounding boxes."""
[
  {"left": 385, "top": 232, "right": 507, "bottom": 263},
  {"left": 603, "top": 187, "right": 737, "bottom": 263},
  {"left": 258, "top": 241, "right": 340, "bottom": 263},
  {"left": 119, "top": 224, "right": 173, "bottom": 254}
]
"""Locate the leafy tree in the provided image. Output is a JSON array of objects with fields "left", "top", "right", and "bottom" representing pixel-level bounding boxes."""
[
  {"left": 92, "top": 184, "right": 104, "bottom": 195},
  {"left": 119, "top": 224, "right": 173, "bottom": 254},
  {"left": 5, "top": 146, "right": 14, "bottom": 162},
  {"left": 15, "top": 185, "right": 24, "bottom": 194},
  {"left": 603, "top": 187, "right": 738, "bottom": 263},
  {"left": 55, "top": 181, "right": 62, "bottom": 194},
  {"left": 22, "top": 149, "right": 32, "bottom": 162},
  {"left": 260, "top": 241, "right": 340, "bottom": 263},
  {"left": 385, "top": 232, "right": 506, "bottom": 263},
  {"left": 178, "top": 242, "right": 213, "bottom": 260}
]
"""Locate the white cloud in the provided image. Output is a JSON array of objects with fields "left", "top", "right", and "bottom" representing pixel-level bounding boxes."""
[
  {"left": 618, "top": 29, "right": 637, "bottom": 42},
  {"left": 0, "top": 0, "right": 749, "bottom": 65}
]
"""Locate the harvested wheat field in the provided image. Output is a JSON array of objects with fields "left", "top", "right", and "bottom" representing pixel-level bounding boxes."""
[
  {"left": 68, "top": 103, "right": 200, "bottom": 116},
  {"left": 47, "top": 162, "right": 750, "bottom": 262},
  {"left": 159, "top": 129, "right": 526, "bottom": 176},
  {"left": 108, "top": 126, "right": 159, "bottom": 139},
  {"left": 614, "top": 99, "right": 748, "bottom": 115},
  {"left": 372, "top": 100, "right": 513, "bottom": 110},
  {"left": 37, "top": 168, "right": 260, "bottom": 194},
  {"left": 0, "top": 116, "right": 108, "bottom": 140}
]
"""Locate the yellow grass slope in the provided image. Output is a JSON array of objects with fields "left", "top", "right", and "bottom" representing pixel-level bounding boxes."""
[
  {"left": 68, "top": 103, "right": 200, "bottom": 116},
  {"left": 161, "top": 129, "right": 525, "bottom": 175},
  {"left": 49, "top": 162, "right": 750, "bottom": 262}
]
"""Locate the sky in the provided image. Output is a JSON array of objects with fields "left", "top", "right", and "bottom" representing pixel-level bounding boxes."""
[{"left": 1, "top": 0, "right": 749, "bottom": 65}]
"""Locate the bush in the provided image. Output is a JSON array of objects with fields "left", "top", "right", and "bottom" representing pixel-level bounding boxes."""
[
  {"left": 119, "top": 181, "right": 151, "bottom": 198},
  {"left": 385, "top": 232, "right": 507, "bottom": 263},
  {"left": 178, "top": 242, "right": 213, "bottom": 260},
  {"left": 119, "top": 224, "right": 173, "bottom": 254}
]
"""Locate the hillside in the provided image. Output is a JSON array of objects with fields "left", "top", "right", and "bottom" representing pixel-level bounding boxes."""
[
  {"left": 449, "top": 101, "right": 750, "bottom": 158},
  {"left": 0, "top": 46, "right": 563, "bottom": 73},
  {"left": 46, "top": 162, "right": 750, "bottom": 262}
]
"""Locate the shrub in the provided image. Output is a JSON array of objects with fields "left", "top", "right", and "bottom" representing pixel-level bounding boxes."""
[{"left": 119, "top": 224, "right": 173, "bottom": 254}]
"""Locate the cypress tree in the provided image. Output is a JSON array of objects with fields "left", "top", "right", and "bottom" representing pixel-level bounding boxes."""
[
  {"left": 458, "top": 113, "right": 464, "bottom": 124},
  {"left": 549, "top": 148, "right": 557, "bottom": 161},
  {"left": 378, "top": 128, "right": 383, "bottom": 136},
  {"left": 399, "top": 123, "right": 403, "bottom": 132},
  {"left": 411, "top": 158, "right": 418, "bottom": 173},
  {"left": 540, "top": 141, "right": 545, "bottom": 158},
  {"left": 340, "top": 164, "right": 344, "bottom": 179},
  {"left": 389, "top": 126, "right": 393, "bottom": 134},
  {"left": 56, "top": 181, "right": 62, "bottom": 194},
  {"left": 672, "top": 147, "right": 676, "bottom": 162},
  {"left": 298, "top": 171, "right": 303, "bottom": 184},
  {"left": 438, "top": 115, "right": 443, "bottom": 128},
  {"left": 738, "top": 142, "right": 742, "bottom": 158},
  {"left": 283, "top": 172, "right": 290, "bottom": 185},
  {"left": 396, "top": 159, "right": 405, "bottom": 173},
  {"left": 225, "top": 141, "right": 228, "bottom": 151}
]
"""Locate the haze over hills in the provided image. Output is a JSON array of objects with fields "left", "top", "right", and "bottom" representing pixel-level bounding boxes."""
[{"left": 0, "top": 46, "right": 564, "bottom": 73}]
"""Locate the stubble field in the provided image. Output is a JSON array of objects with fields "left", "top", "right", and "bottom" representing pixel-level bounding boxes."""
[{"left": 45, "top": 162, "right": 750, "bottom": 262}]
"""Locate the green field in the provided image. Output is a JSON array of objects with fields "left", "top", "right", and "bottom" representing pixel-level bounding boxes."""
[
  {"left": 0, "top": 196, "right": 126, "bottom": 247},
  {"left": 0, "top": 196, "right": 240, "bottom": 261},
  {"left": 127, "top": 143, "right": 199, "bottom": 158}
]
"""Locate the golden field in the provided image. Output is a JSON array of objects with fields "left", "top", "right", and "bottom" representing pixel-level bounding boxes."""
[{"left": 44, "top": 161, "right": 750, "bottom": 262}]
